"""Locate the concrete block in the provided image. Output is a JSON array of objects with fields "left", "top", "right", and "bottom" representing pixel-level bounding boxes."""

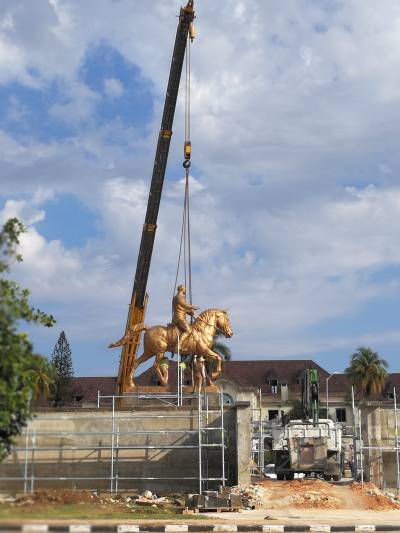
[
  {"left": 205, "top": 496, "right": 230, "bottom": 508},
  {"left": 192, "top": 494, "right": 206, "bottom": 508},
  {"left": 229, "top": 493, "right": 243, "bottom": 508}
]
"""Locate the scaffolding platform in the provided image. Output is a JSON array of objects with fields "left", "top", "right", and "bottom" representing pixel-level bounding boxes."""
[{"left": 0, "top": 390, "right": 227, "bottom": 495}]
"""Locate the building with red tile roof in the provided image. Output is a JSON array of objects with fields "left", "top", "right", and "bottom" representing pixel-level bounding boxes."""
[{"left": 41, "top": 361, "right": 399, "bottom": 427}]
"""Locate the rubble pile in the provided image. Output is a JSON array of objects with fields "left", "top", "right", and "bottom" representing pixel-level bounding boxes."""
[
  {"left": 277, "top": 479, "right": 340, "bottom": 509},
  {"left": 135, "top": 490, "right": 172, "bottom": 507},
  {"left": 290, "top": 489, "right": 341, "bottom": 509},
  {"left": 230, "top": 483, "right": 267, "bottom": 509},
  {"left": 351, "top": 482, "right": 400, "bottom": 510}
]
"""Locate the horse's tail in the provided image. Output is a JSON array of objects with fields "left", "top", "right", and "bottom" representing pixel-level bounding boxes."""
[{"left": 108, "top": 323, "right": 147, "bottom": 348}]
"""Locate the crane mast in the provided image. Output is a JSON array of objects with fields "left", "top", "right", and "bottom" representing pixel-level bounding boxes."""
[{"left": 117, "top": 1, "right": 195, "bottom": 394}]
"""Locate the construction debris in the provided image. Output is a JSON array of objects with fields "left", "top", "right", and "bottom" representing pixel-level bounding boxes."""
[
  {"left": 135, "top": 490, "right": 171, "bottom": 506},
  {"left": 230, "top": 483, "right": 266, "bottom": 509}
]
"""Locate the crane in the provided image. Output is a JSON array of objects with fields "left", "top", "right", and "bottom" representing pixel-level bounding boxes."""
[{"left": 116, "top": 1, "right": 196, "bottom": 395}]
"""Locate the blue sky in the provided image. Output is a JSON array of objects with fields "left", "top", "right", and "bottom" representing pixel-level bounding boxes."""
[{"left": 1, "top": 0, "right": 400, "bottom": 376}]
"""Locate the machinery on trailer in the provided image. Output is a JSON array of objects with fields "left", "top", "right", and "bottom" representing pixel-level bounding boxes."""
[
  {"left": 273, "top": 369, "right": 344, "bottom": 480},
  {"left": 116, "top": 1, "right": 196, "bottom": 394}
]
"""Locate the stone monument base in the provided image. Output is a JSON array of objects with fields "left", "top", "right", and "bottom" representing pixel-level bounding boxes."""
[
  {"left": 132, "top": 385, "right": 219, "bottom": 393},
  {"left": 119, "top": 385, "right": 221, "bottom": 408}
]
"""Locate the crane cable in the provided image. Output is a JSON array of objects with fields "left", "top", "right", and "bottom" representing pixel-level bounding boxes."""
[{"left": 173, "top": 33, "right": 193, "bottom": 306}]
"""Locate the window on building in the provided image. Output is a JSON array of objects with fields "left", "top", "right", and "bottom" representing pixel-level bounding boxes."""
[
  {"left": 280, "top": 383, "right": 288, "bottom": 401},
  {"left": 319, "top": 408, "right": 327, "bottom": 419},
  {"left": 74, "top": 395, "right": 83, "bottom": 403},
  {"left": 268, "top": 409, "right": 279, "bottom": 421},
  {"left": 336, "top": 408, "right": 347, "bottom": 422},
  {"left": 222, "top": 393, "right": 234, "bottom": 406},
  {"left": 270, "top": 379, "right": 278, "bottom": 394}
]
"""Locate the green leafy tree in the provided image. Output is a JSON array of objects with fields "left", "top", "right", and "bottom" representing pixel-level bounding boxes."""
[
  {"left": 51, "top": 330, "right": 74, "bottom": 406},
  {"left": 26, "top": 355, "right": 55, "bottom": 402},
  {"left": 345, "top": 346, "right": 388, "bottom": 397},
  {"left": 0, "top": 218, "right": 55, "bottom": 461},
  {"left": 205, "top": 331, "right": 232, "bottom": 377},
  {"left": 212, "top": 330, "right": 232, "bottom": 361}
]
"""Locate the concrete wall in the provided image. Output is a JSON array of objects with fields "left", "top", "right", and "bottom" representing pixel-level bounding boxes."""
[
  {"left": 363, "top": 406, "right": 399, "bottom": 490},
  {"left": 0, "top": 402, "right": 252, "bottom": 494}
]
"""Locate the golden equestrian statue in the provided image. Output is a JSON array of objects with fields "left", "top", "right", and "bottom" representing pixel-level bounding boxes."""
[
  {"left": 109, "top": 300, "right": 233, "bottom": 387},
  {"left": 171, "top": 285, "right": 198, "bottom": 346}
]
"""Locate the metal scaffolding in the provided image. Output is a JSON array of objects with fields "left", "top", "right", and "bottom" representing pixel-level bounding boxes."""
[
  {"left": 250, "top": 386, "right": 400, "bottom": 492},
  {"left": 0, "top": 390, "right": 226, "bottom": 494},
  {"left": 354, "top": 386, "right": 400, "bottom": 493}
]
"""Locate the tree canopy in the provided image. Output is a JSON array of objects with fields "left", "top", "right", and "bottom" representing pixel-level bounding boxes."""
[
  {"left": 212, "top": 330, "right": 232, "bottom": 361},
  {"left": 0, "top": 218, "right": 55, "bottom": 460},
  {"left": 345, "top": 346, "right": 388, "bottom": 397},
  {"left": 51, "top": 330, "right": 74, "bottom": 406}
]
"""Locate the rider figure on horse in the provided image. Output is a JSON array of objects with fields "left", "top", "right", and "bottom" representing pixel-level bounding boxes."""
[{"left": 172, "top": 285, "right": 198, "bottom": 348}]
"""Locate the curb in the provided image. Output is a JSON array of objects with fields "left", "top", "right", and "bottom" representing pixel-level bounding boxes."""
[{"left": 0, "top": 525, "right": 400, "bottom": 532}]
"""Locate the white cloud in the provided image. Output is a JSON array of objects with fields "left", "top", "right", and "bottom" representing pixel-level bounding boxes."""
[
  {"left": 0, "top": 198, "right": 45, "bottom": 226},
  {"left": 49, "top": 81, "right": 100, "bottom": 125},
  {"left": 2, "top": 1, "right": 400, "bottom": 371},
  {"left": 166, "top": 175, "right": 205, "bottom": 199},
  {"left": 104, "top": 77, "right": 124, "bottom": 98}
]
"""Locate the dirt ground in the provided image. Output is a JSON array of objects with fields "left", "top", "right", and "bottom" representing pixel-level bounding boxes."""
[
  {"left": 204, "top": 480, "right": 400, "bottom": 526},
  {"left": 2, "top": 481, "right": 400, "bottom": 526},
  {"left": 257, "top": 479, "right": 400, "bottom": 510}
]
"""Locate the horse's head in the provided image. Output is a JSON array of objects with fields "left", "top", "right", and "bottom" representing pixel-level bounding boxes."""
[{"left": 216, "top": 310, "right": 233, "bottom": 338}]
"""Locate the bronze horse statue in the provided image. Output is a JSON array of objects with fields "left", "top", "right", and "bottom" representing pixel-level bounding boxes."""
[{"left": 110, "top": 308, "right": 233, "bottom": 387}]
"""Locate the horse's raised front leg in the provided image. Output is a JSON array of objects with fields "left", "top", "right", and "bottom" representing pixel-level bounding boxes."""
[
  {"left": 154, "top": 353, "right": 169, "bottom": 386},
  {"left": 203, "top": 349, "right": 223, "bottom": 383}
]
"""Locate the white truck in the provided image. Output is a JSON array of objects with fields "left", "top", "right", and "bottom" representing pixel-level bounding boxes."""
[{"left": 272, "top": 419, "right": 343, "bottom": 480}]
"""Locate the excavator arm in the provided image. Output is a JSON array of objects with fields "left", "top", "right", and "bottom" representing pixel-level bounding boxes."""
[{"left": 117, "top": 1, "right": 195, "bottom": 394}]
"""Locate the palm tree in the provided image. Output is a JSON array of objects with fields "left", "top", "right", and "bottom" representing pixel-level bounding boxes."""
[
  {"left": 26, "top": 355, "right": 55, "bottom": 402},
  {"left": 345, "top": 346, "right": 388, "bottom": 397},
  {"left": 212, "top": 331, "right": 232, "bottom": 361}
]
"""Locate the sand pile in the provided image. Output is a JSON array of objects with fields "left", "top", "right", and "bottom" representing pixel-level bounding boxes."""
[
  {"left": 259, "top": 479, "right": 343, "bottom": 509},
  {"left": 351, "top": 482, "right": 400, "bottom": 510},
  {"left": 289, "top": 489, "right": 341, "bottom": 508},
  {"left": 283, "top": 480, "right": 341, "bottom": 509}
]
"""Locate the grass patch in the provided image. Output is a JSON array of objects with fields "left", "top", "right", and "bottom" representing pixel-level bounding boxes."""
[{"left": 0, "top": 503, "right": 204, "bottom": 521}]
